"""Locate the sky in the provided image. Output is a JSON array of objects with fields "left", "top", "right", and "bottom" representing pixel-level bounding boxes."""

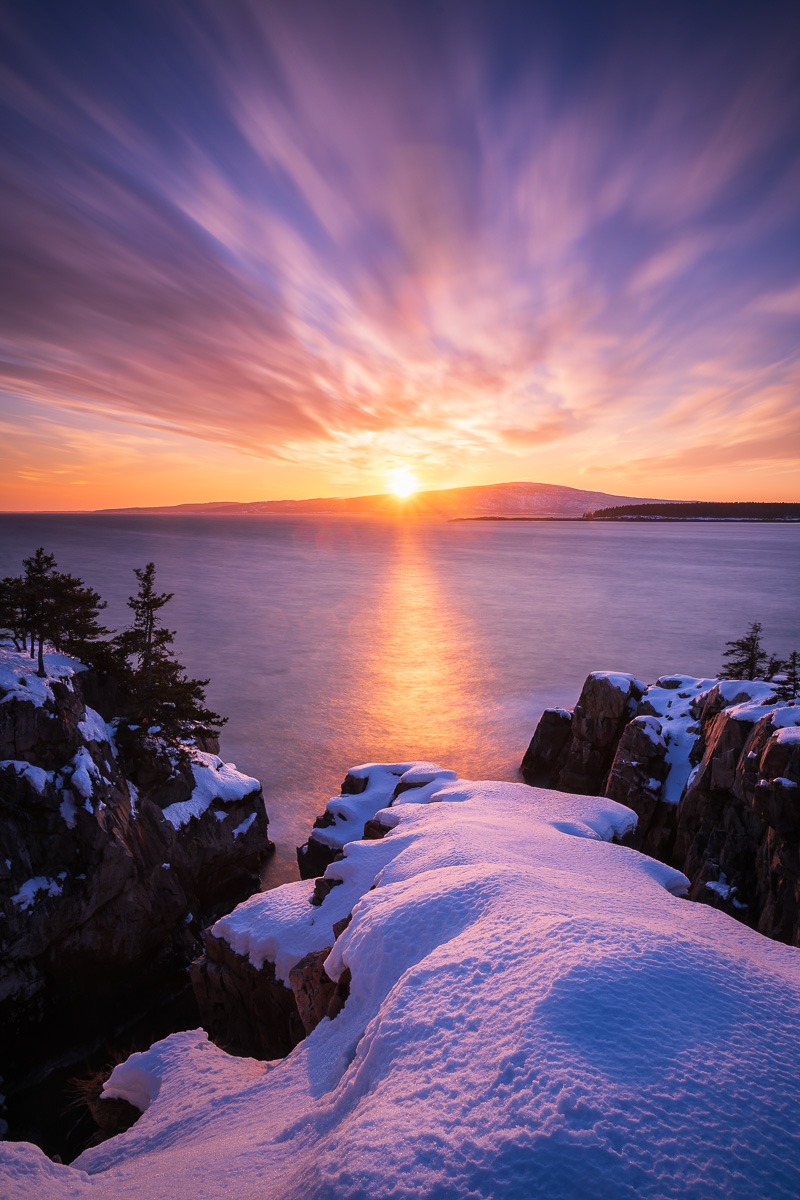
[{"left": 1, "top": 0, "right": 799, "bottom": 510}]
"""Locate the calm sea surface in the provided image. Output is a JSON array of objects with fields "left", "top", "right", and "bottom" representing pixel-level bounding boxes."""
[{"left": 1, "top": 515, "right": 797, "bottom": 883}]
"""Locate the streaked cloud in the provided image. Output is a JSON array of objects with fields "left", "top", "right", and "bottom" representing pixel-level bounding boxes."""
[{"left": 1, "top": 0, "right": 799, "bottom": 506}]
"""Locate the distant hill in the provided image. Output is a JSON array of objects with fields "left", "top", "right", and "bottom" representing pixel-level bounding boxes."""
[
  {"left": 99, "top": 482, "right": 667, "bottom": 520},
  {"left": 592, "top": 502, "right": 800, "bottom": 521}
]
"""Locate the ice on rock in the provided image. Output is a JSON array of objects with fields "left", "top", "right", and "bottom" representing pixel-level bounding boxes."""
[{"left": 3, "top": 767, "right": 800, "bottom": 1200}]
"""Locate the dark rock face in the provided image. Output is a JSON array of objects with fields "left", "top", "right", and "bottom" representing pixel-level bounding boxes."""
[
  {"left": 0, "top": 651, "right": 273, "bottom": 1121},
  {"left": 521, "top": 674, "right": 644, "bottom": 794},
  {"left": 522, "top": 672, "right": 800, "bottom": 944},
  {"left": 192, "top": 929, "right": 352, "bottom": 1057},
  {"left": 520, "top": 708, "right": 573, "bottom": 785},
  {"left": 190, "top": 932, "right": 304, "bottom": 1059},
  {"left": 297, "top": 838, "right": 343, "bottom": 881},
  {"left": 289, "top": 950, "right": 351, "bottom": 1036},
  {"left": 605, "top": 717, "right": 676, "bottom": 860}
]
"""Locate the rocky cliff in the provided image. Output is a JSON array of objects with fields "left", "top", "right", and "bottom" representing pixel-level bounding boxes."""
[
  {"left": 190, "top": 763, "right": 444, "bottom": 1063},
  {"left": 521, "top": 671, "right": 800, "bottom": 943},
  {"left": 0, "top": 644, "right": 273, "bottom": 1142}
]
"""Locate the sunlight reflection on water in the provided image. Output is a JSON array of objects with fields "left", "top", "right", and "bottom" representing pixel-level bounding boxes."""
[{"left": 0, "top": 514, "right": 797, "bottom": 885}]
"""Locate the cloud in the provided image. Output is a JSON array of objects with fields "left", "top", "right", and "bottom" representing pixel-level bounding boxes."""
[{"left": 1, "top": 0, "right": 799, "bottom": 495}]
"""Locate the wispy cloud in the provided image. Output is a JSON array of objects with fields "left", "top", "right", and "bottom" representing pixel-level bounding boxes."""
[{"left": 1, "top": 0, "right": 799, "bottom": 503}]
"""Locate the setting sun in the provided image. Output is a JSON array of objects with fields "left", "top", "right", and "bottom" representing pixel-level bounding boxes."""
[{"left": 388, "top": 469, "right": 420, "bottom": 498}]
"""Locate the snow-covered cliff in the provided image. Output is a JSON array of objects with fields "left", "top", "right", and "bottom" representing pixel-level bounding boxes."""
[
  {"left": 4, "top": 763, "right": 799, "bottom": 1199},
  {"left": 522, "top": 671, "right": 800, "bottom": 941},
  {"left": 0, "top": 644, "right": 272, "bottom": 1143}
]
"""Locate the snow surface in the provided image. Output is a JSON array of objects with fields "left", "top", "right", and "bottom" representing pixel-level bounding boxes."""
[
  {"left": 161, "top": 752, "right": 261, "bottom": 829},
  {"left": 634, "top": 676, "right": 716, "bottom": 804},
  {"left": 308, "top": 761, "right": 456, "bottom": 851},
  {"left": 3, "top": 765, "right": 800, "bottom": 1199},
  {"left": 11, "top": 876, "right": 63, "bottom": 910},
  {"left": 588, "top": 670, "right": 646, "bottom": 694},
  {"left": 770, "top": 713, "right": 800, "bottom": 738},
  {"left": 631, "top": 676, "right": 799, "bottom": 805},
  {"left": 0, "top": 759, "right": 50, "bottom": 794},
  {"left": 0, "top": 645, "right": 84, "bottom": 706},
  {"left": 69, "top": 747, "right": 101, "bottom": 802},
  {"left": 232, "top": 812, "right": 257, "bottom": 839},
  {"left": 77, "top": 706, "right": 115, "bottom": 751}
]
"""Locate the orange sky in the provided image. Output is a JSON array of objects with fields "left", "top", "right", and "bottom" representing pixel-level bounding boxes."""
[{"left": 2, "top": 2, "right": 799, "bottom": 511}]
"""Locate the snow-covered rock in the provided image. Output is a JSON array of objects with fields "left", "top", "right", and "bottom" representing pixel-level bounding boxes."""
[
  {"left": 0, "top": 643, "right": 272, "bottom": 1147},
  {"left": 522, "top": 671, "right": 800, "bottom": 943},
  {"left": 297, "top": 761, "right": 456, "bottom": 878},
  {"left": 3, "top": 766, "right": 800, "bottom": 1199}
]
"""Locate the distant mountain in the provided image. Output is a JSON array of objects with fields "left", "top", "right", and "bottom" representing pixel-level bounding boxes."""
[{"left": 100, "top": 482, "right": 669, "bottom": 519}]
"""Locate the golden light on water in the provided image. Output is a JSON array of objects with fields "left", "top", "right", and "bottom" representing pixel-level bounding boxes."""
[{"left": 388, "top": 469, "right": 420, "bottom": 498}]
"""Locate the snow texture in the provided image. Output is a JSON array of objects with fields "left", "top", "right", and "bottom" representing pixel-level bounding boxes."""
[
  {"left": 5, "top": 764, "right": 800, "bottom": 1199},
  {"left": 0, "top": 759, "right": 50, "bottom": 794},
  {"left": 77, "top": 706, "right": 116, "bottom": 752},
  {"left": 0, "top": 645, "right": 84, "bottom": 707},
  {"left": 232, "top": 812, "right": 257, "bottom": 839},
  {"left": 588, "top": 670, "right": 646, "bottom": 693},
  {"left": 59, "top": 793, "right": 77, "bottom": 829},
  {"left": 631, "top": 676, "right": 799, "bottom": 806},
  {"left": 309, "top": 761, "right": 456, "bottom": 851},
  {"left": 69, "top": 748, "right": 100, "bottom": 801},
  {"left": 101, "top": 1057, "right": 163, "bottom": 1113},
  {"left": 161, "top": 751, "right": 260, "bottom": 829},
  {"left": 11, "top": 876, "right": 63, "bottom": 910}
]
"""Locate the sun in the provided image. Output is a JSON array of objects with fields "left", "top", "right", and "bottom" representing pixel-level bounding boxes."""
[{"left": 388, "top": 469, "right": 420, "bottom": 498}]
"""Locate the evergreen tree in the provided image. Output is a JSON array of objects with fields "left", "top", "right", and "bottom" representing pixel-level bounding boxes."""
[
  {"left": 1, "top": 549, "right": 115, "bottom": 675},
  {"left": 719, "top": 622, "right": 774, "bottom": 680},
  {"left": 116, "top": 563, "right": 225, "bottom": 744},
  {"left": 22, "top": 548, "right": 57, "bottom": 674},
  {"left": 48, "top": 572, "right": 114, "bottom": 663},
  {"left": 0, "top": 575, "right": 29, "bottom": 651},
  {"left": 773, "top": 652, "right": 800, "bottom": 703}
]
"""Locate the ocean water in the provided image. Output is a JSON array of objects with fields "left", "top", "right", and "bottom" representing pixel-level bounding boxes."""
[{"left": 1, "top": 514, "right": 797, "bottom": 883}]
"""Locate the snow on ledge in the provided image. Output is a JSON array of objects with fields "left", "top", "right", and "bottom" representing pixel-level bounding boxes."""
[
  {"left": 310, "top": 761, "right": 457, "bottom": 851},
  {"left": 0, "top": 759, "right": 50, "bottom": 794},
  {"left": 5, "top": 766, "right": 800, "bottom": 1200},
  {"left": 588, "top": 670, "right": 646, "bottom": 693},
  {"left": 161, "top": 751, "right": 261, "bottom": 829},
  {"left": 0, "top": 645, "right": 85, "bottom": 708}
]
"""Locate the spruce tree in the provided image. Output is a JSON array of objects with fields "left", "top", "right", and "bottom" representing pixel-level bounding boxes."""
[
  {"left": 22, "top": 548, "right": 57, "bottom": 675},
  {"left": 720, "top": 622, "right": 772, "bottom": 681},
  {"left": 116, "top": 562, "right": 225, "bottom": 744},
  {"left": 1, "top": 550, "right": 115, "bottom": 675},
  {"left": 0, "top": 575, "right": 29, "bottom": 651},
  {"left": 773, "top": 652, "right": 800, "bottom": 703}
]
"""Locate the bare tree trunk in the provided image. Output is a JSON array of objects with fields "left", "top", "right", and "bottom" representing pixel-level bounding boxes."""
[{"left": 37, "top": 635, "right": 46, "bottom": 677}]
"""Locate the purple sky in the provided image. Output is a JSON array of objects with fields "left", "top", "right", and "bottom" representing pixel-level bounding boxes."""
[{"left": 2, "top": 0, "right": 799, "bottom": 507}]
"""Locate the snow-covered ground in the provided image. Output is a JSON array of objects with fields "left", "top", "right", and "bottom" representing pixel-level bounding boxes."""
[
  {"left": 0, "top": 644, "right": 85, "bottom": 705},
  {"left": 3, "top": 765, "right": 799, "bottom": 1199}
]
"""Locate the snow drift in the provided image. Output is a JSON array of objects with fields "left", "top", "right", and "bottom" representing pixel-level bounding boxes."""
[{"left": 2, "top": 766, "right": 800, "bottom": 1199}]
